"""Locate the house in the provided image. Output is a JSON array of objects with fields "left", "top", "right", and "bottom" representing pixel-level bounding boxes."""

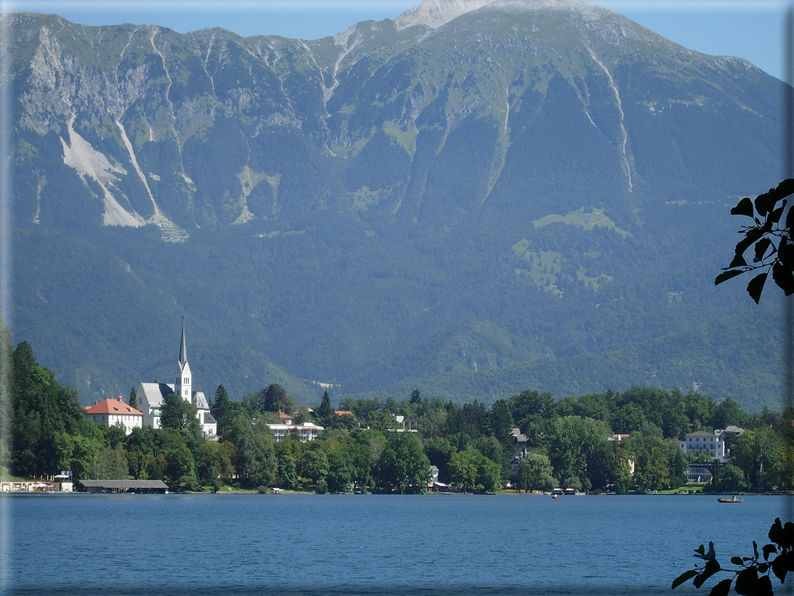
[
  {"left": 509, "top": 446, "right": 530, "bottom": 475},
  {"left": 267, "top": 422, "right": 324, "bottom": 442},
  {"left": 509, "top": 427, "right": 527, "bottom": 444},
  {"left": 84, "top": 396, "right": 143, "bottom": 435},
  {"left": 389, "top": 415, "right": 418, "bottom": 432},
  {"left": 136, "top": 321, "right": 217, "bottom": 438},
  {"left": 680, "top": 431, "right": 728, "bottom": 462}
]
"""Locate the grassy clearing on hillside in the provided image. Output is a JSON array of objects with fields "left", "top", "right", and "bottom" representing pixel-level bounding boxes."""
[{"left": 533, "top": 207, "right": 630, "bottom": 238}]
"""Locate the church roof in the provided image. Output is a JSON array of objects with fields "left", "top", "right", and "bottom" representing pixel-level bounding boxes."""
[
  {"left": 85, "top": 397, "right": 143, "bottom": 416},
  {"left": 193, "top": 391, "right": 210, "bottom": 410},
  {"left": 138, "top": 382, "right": 175, "bottom": 408}
]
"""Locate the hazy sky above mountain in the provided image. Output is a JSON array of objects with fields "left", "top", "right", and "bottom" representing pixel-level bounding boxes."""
[{"left": 1, "top": 0, "right": 790, "bottom": 80}]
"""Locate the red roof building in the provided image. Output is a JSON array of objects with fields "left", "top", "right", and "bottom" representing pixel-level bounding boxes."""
[{"left": 84, "top": 396, "right": 143, "bottom": 435}]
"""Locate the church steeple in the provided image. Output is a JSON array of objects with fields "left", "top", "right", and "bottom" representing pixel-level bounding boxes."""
[
  {"left": 178, "top": 317, "right": 188, "bottom": 368},
  {"left": 175, "top": 318, "right": 192, "bottom": 402}
]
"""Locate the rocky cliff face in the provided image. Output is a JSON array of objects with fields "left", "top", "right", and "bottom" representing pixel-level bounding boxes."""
[
  {"left": 8, "top": 2, "right": 777, "bottom": 236},
  {"left": 4, "top": 2, "right": 788, "bottom": 407}
]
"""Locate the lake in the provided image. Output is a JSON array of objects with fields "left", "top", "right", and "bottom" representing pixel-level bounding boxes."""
[{"left": 3, "top": 493, "right": 791, "bottom": 595}]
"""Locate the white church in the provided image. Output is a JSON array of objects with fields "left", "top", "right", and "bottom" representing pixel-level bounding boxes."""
[{"left": 135, "top": 321, "right": 217, "bottom": 437}]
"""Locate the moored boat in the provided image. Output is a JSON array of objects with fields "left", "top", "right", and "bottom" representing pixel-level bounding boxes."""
[{"left": 717, "top": 496, "right": 743, "bottom": 503}]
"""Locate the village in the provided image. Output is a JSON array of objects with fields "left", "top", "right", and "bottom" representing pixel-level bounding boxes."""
[{"left": 3, "top": 320, "right": 770, "bottom": 497}]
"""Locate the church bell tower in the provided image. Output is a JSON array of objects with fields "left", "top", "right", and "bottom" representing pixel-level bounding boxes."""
[{"left": 174, "top": 318, "right": 192, "bottom": 402}]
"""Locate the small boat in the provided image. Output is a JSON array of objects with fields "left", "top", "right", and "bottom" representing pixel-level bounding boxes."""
[
  {"left": 552, "top": 494, "right": 559, "bottom": 499},
  {"left": 717, "top": 496, "right": 743, "bottom": 503}
]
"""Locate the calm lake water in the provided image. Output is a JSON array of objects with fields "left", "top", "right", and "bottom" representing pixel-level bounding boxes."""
[{"left": 2, "top": 493, "right": 791, "bottom": 596}]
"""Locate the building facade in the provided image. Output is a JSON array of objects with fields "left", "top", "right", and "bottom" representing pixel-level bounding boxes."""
[
  {"left": 680, "top": 431, "right": 727, "bottom": 461},
  {"left": 266, "top": 422, "right": 324, "bottom": 443},
  {"left": 84, "top": 396, "right": 143, "bottom": 435}
]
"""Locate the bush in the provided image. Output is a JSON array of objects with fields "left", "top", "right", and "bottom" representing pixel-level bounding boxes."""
[{"left": 179, "top": 475, "right": 199, "bottom": 492}]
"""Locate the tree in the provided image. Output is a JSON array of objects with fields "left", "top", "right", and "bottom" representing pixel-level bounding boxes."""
[
  {"left": 673, "top": 518, "right": 794, "bottom": 596},
  {"left": 259, "top": 384, "right": 295, "bottom": 414},
  {"left": 409, "top": 388, "right": 422, "bottom": 405},
  {"left": 210, "top": 385, "right": 230, "bottom": 432},
  {"left": 276, "top": 453, "right": 297, "bottom": 489},
  {"left": 507, "top": 390, "right": 556, "bottom": 447},
  {"left": 489, "top": 399, "right": 514, "bottom": 449},
  {"left": 449, "top": 450, "right": 501, "bottom": 493},
  {"left": 195, "top": 441, "right": 234, "bottom": 488},
  {"left": 719, "top": 463, "right": 749, "bottom": 493},
  {"left": 515, "top": 452, "right": 556, "bottom": 492},
  {"left": 715, "top": 179, "right": 794, "bottom": 303},
  {"left": 86, "top": 446, "right": 129, "bottom": 480},
  {"left": 129, "top": 387, "right": 138, "bottom": 410},
  {"left": 317, "top": 391, "right": 334, "bottom": 424},
  {"left": 626, "top": 434, "right": 672, "bottom": 491},
  {"left": 222, "top": 412, "right": 277, "bottom": 488},
  {"left": 160, "top": 393, "right": 201, "bottom": 439},
  {"left": 0, "top": 317, "right": 11, "bottom": 471},
  {"left": 711, "top": 397, "right": 747, "bottom": 431},
  {"left": 326, "top": 451, "right": 352, "bottom": 493},
  {"left": 11, "top": 341, "right": 84, "bottom": 476},
  {"left": 301, "top": 448, "right": 329, "bottom": 487},
  {"left": 732, "top": 428, "right": 784, "bottom": 492},
  {"left": 379, "top": 432, "right": 430, "bottom": 494},
  {"left": 548, "top": 416, "right": 610, "bottom": 489},
  {"left": 161, "top": 441, "right": 195, "bottom": 490},
  {"left": 345, "top": 441, "right": 375, "bottom": 492}
]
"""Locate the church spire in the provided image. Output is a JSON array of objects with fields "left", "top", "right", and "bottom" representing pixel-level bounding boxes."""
[
  {"left": 175, "top": 317, "right": 192, "bottom": 402},
  {"left": 179, "top": 317, "right": 187, "bottom": 367}
]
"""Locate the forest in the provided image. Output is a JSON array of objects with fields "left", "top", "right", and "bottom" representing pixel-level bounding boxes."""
[{"left": 4, "top": 314, "right": 792, "bottom": 496}]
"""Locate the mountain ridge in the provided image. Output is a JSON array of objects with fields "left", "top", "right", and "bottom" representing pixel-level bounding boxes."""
[{"left": 4, "top": 2, "right": 787, "bottom": 410}]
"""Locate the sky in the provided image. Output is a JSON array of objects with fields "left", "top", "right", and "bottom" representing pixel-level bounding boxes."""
[{"left": 0, "top": 0, "right": 791, "bottom": 81}]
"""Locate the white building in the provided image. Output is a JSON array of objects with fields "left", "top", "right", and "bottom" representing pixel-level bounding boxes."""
[
  {"left": 136, "top": 321, "right": 217, "bottom": 438},
  {"left": 267, "top": 422, "right": 324, "bottom": 442},
  {"left": 680, "top": 430, "right": 727, "bottom": 461},
  {"left": 84, "top": 396, "right": 143, "bottom": 435}
]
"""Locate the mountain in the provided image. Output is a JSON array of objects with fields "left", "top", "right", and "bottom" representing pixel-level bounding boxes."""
[{"left": 3, "top": 0, "right": 788, "bottom": 410}]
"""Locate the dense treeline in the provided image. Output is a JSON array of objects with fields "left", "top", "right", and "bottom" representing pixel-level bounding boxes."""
[{"left": 4, "top": 329, "right": 793, "bottom": 494}]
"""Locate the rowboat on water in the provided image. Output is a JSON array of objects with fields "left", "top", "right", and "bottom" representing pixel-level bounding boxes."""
[{"left": 717, "top": 496, "right": 743, "bottom": 503}]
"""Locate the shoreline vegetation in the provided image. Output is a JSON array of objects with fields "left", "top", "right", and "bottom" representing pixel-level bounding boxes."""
[
  {"left": 3, "top": 321, "right": 793, "bottom": 497},
  {"left": 3, "top": 487, "right": 786, "bottom": 497}
]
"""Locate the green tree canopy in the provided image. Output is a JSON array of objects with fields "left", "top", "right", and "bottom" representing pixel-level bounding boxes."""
[
  {"left": 11, "top": 341, "right": 85, "bottom": 476},
  {"left": 379, "top": 432, "right": 430, "bottom": 494},
  {"left": 515, "top": 452, "right": 556, "bottom": 492},
  {"left": 222, "top": 412, "right": 277, "bottom": 489},
  {"left": 317, "top": 391, "right": 335, "bottom": 424},
  {"left": 210, "top": 385, "right": 230, "bottom": 432},
  {"left": 159, "top": 393, "right": 202, "bottom": 440}
]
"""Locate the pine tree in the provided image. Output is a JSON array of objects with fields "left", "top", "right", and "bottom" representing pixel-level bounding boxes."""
[
  {"left": 211, "top": 385, "right": 230, "bottom": 431},
  {"left": 129, "top": 387, "right": 138, "bottom": 410},
  {"left": 317, "top": 391, "right": 334, "bottom": 424}
]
